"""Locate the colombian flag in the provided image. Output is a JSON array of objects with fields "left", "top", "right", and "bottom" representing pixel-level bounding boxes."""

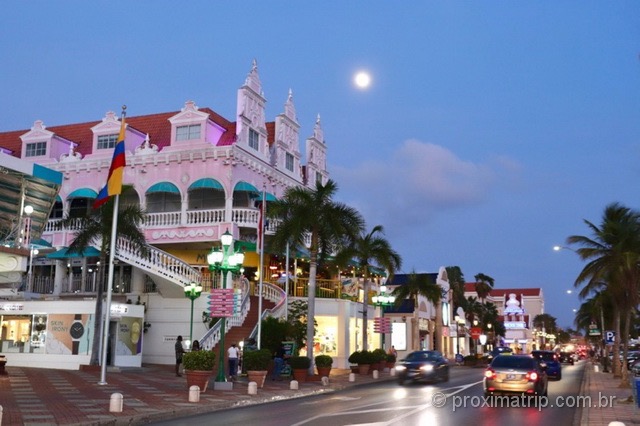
[{"left": 93, "top": 116, "right": 126, "bottom": 209}]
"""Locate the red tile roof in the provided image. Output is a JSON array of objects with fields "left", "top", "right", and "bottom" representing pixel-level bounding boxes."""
[{"left": 0, "top": 107, "right": 266, "bottom": 157}]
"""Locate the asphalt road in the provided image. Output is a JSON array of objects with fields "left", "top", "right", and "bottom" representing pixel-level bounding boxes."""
[{"left": 150, "top": 361, "right": 585, "bottom": 426}]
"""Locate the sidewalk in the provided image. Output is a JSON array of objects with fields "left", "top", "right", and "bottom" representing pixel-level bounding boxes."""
[
  {"left": 579, "top": 362, "right": 639, "bottom": 426},
  {"left": 0, "top": 365, "right": 394, "bottom": 425}
]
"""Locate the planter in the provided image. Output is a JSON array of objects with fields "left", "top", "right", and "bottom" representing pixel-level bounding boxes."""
[
  {"left": 247, "top": 370, "right": 268, "bottom": 388},
  {"left": 292, "top": 368, "right": 308, "bottom": 382},
  {"left": 350, "top": 365, "right": 359, "bottom": 374},
  {"left": 316, "top": 366, "right": 332, "bottom": 377},
  {"left": 185, "top": 370, "right": 212, "bottom": 392},
  {"left": 358, "top": 364, "right": 370, "bottom": 375}
]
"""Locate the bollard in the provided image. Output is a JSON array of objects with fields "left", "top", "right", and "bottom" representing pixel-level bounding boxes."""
[
  {"left": 188, "top": 385, "right": 200, "bottom": 402},
  {"left": 109, "top": 393, "right": 123, "bottom": 413},
  {"left": 290, "top": 380, "right": 299, "bottom": 390},
  {"left": 248, "top": 381, "right": 258, "bottom": 395},
  {"left": 390, "top": 368, "right": 396, "bottom": 377},
  {"left": 594, "top": 364, "right": 599, "bottom": 373},
  {"left": 608, "top": 422, "right": 626, "bottom": 426},
  {"left": 349, "top": 373, "right": 355, "bottom": 382},
  {"left": 321, "top": 376, "right": 329, "bottom": 386},
  {"left": 373, "top": 370, "right": 379, "bottom": 379}
]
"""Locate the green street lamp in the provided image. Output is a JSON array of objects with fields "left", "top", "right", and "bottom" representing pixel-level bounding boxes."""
[
  {"left": 184, "top": 282, "right": 203, "bottom": 347},
  {"left": 207, "top": 229, "right": 244, "bottom": 383},
  {"left": 372, "top": 285, "right": 395, "bottom": 350}
]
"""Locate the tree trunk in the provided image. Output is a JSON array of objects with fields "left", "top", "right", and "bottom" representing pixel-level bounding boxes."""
[
  {"left": 306, "top": 251, "right": 317, "bottom": 375},
  {"left": 434, "top": 299, "right": 442, "bottom": 353},
  {"left": 612, "top": 309, "right": 621, "bottom": 378},
  {"left": 619, "top": 310, "right": 631, "bottom": 387},
  {"left": 362, "top": 278, "right": 369, "bottom": 352}
]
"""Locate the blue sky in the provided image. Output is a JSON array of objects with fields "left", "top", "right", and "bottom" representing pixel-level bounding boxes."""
[{"left": 2, "top": 2, "right": 639, "bottom": 328}]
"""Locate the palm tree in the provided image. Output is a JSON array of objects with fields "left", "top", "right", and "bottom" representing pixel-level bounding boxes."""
[
  {"left": 334, "top": 225, "right": 402, "bottom": 351},
  {"left": 64, "top": 192, "right": 147, "bottom": 365},
  {"left": 391, "top": 271, "right": 443, "bottom": 351},
  {"left": 446, "top": 266, "right": 466, "bottom": 313},
  {"left": 567, "top": 202, "right": 640, "bottom": 383},
  {"left": 267, "top": 179, "right": 364, "bottom": 371},
  {"left": 474, "top": 273, "right": 494, "bottom": 303}
]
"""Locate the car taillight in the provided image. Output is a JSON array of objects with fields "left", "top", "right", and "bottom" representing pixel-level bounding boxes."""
[
  {"left": 526, "top": 371, "right": 538, "bottom": 381},
  {"left": 484, "top": 369, "right": 496, "bottom": 379}
]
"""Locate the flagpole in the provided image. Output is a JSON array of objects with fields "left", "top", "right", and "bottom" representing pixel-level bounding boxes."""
[
  {"left": 257, "top": 187, "right": 266, "bottom": 349},
  {"left": 97, "top": 105, "right": 126, "bottom": 385},
  {"left": 98, "top": 194, "right": 119, "bottom": 385},
  {"left": 284, "top": 241, "right": 289, "bottom": 322}
]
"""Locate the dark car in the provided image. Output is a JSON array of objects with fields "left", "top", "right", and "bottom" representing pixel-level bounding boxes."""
[
  {"left": 626, "top": 351, "right": 640, "bottom": 370},
  {"left": 487, "top": 346, "right": 513, "bottom": 361},
  {"left": 484, "top": 354, "right": 548, "bottom": 397},
  {"left": 531, "top": 350, "right": 562, "bottom": 380},
  {"left": 559, "top": 351, "right": 575, "bottom": 365},
  {"left": 395, "top": 350, "right": 450, "bottom": 385},
  {"left": 631, "top": 358, "right": 640, "bottom": 377}
]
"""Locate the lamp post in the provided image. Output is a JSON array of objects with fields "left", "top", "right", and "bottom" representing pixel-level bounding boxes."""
[
  {"left": 486, "top": 323, "right": 493, "bottom": 351},
  {"left": 184, "top": 282, "right": 203, "bottom": 347},
  {"left": 372, "top": 285, "right": 395, "bottom": 350},
  {"left": 454, "top": 315, "right": 465, "bottom": 355},
  {"left": 207, "top": 229, "right": 244, "bottom": 383}
]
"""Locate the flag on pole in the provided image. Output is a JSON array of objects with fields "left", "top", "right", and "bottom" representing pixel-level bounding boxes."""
[{"left": 93, "top": 114, "right": 126, "bottom": 209}]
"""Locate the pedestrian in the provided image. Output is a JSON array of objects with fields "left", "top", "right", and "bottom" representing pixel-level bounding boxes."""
[
  {"left": 388, "top": 345, "right": 398, "bottom": 358},
  {"left": 191, "top": 340, "right": 201, "bottom": 351},
  {"left": 175, "top": 335, "right": 185, "bottom": 377},
  {"left": 272, "top": 343, "right": 286, "bottom": 381},
  {"left": 228, "top": 343, "right": 240, "bottom": 381}
]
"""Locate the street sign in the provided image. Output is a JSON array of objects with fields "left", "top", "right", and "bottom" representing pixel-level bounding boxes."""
[
  {"left": 373, "top": 317, "right": 391, "bottom": 333},
  {"left": 605, "top": 330, "right": 615, "bottom": 344}
]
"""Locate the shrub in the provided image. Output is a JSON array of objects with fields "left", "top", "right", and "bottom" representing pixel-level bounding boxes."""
[
  {"left": 358, "top": 350, "right": 375, "bottom": 364},
  {"left": 372, "top": 348, "right": 387, "bottom": 363},
  {"left": 348, "top": 351, "right": 362, "bottom": 364},
  {"left": 289, "top": 355, "right": 311, "bottom": 369},
  {"left": 243, "top": 348, "right": 272, "bottom": 371},
  {"left": 182, "top": 350, "right": 215, "bottom": 371},
  {"left": 315, "top": 354, "right": 333, "bottom": 368}
]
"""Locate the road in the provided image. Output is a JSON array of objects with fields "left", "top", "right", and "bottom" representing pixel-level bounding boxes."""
[{"left": 151, "top": 361, "right": 586, "bottom": 426}]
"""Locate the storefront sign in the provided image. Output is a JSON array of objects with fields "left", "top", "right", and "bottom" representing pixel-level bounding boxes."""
[
  {"left": 504, "top": 321, "right": 526, "bottom": 329},
  {"left": 0, "top": 303, "right": 24, "bottom": 311}
]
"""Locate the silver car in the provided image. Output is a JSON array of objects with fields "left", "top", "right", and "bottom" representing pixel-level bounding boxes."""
[{"left": 484, "top": 355, "right": 548, "bottom": 397}]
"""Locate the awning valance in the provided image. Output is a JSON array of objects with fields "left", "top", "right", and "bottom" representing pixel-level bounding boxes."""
[
  {"left": 147, "top": 182, "right": 180, "bottom": 194},
  {"left": 188, "top": 178, "right": 224, "bottom": 191},
  {"left": 68, "top": 188, "right": 98, "bottom": 199},
  {"left": 47, "top": 246, "right": 101, "bottom": 259}
]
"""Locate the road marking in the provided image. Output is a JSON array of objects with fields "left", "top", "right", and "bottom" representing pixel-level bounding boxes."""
[{"left": 291, "top": 380, "right": 484, "bottom": 425}]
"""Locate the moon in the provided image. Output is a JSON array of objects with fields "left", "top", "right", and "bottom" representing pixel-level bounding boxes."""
[{"left": 354, "top": 71, "right": 371, "bottom": 89}]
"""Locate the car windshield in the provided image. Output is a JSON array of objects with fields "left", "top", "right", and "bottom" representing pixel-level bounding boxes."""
[
  {"left": 406, "top": 352, "right": 439, "bottom": 362},
  {"left": 532, "top": 352, "right": 556, "bottom": 362},
  {"left": 491, "top": 356, "right": 536, "bottom": 370}
]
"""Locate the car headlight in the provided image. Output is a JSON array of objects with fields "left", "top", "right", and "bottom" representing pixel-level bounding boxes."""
[
  {"left": 420, "top": 364, "right": 434, "bottom": 372},
  {"left": 395, "top": 365, "right": 407, "bottom": 371}
]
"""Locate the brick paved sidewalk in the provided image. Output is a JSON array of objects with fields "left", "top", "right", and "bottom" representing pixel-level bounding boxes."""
[
  {"left": 579, "top": 362, "right": 639, "bottom": 426},
  {"left": 0, "top": 365, "right": 392, "bottom": 425}
]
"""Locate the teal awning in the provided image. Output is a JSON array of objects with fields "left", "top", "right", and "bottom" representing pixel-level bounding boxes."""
[
  {"left": 265, "top": 192, "right": 277, "bottom": 201},
  {"left": 233, "top": 181, "right": 259, "bottom": 193},
  {"left": 188, "top": 178, "right": 224, "bottom": 191},
  {"left": 147, "top": 182, "right": 180, "bottom": 194},
  {"left": 68, "top": 188, "right": 98, "bottom": 199},
  {"left": 47, "top": 246, "right": 101, "bottom": 259},
  {"left": 55, "top": 195, "right": 62, "bottom": 203}
]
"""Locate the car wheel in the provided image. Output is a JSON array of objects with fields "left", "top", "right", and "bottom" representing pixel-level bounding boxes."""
[{"left": 557, "top": 371, "right": 562, "bottom": 380}]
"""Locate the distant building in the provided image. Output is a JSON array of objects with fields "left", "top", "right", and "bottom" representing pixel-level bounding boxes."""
[{"left": 464, "top": 284, "right": 545, "bottom": 352}]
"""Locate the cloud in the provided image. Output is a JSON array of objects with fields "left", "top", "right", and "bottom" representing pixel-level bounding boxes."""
[{"left": 333, "top": 139, "right": 521, "bottom": 231}]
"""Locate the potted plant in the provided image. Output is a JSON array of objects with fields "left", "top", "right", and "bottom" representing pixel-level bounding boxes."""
[
  {"left": 372, "top": 349, "right": 387, "bottom": 371},
  {"left": 357, "top": 350, "right": 374, "bottom": 374},
  {"left": 182, "top": 350, "right": 215, "bottom": 392},
  {"left": 386, "top": 353, "right": 397, "bottom": 368},
  {"left": 289, "top": 355, "right": 311, "bottom": 382},
  {"left": 348, "top": 351, "right": 361, "bottom": 373},
  {"left": 315, "top": 354, "right": 333, "bottom": 377},
  {"left": 243, "top": 348, "right": 272, "bottom": 388}
]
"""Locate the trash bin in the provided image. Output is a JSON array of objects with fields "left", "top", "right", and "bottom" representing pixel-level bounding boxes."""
[{"left": 635, "top": 378, "right": 640, "bottom": 408}]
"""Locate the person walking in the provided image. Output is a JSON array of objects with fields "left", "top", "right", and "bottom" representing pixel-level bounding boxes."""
[
  {"left": 191, "top": 340, "right": 201, "bottom": 351},
  {"left": 228, "top": 343, "right": 240, "bottom": 381},
  {"left": 175, "top": 335, "right": 185, "bottom": 377}
]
